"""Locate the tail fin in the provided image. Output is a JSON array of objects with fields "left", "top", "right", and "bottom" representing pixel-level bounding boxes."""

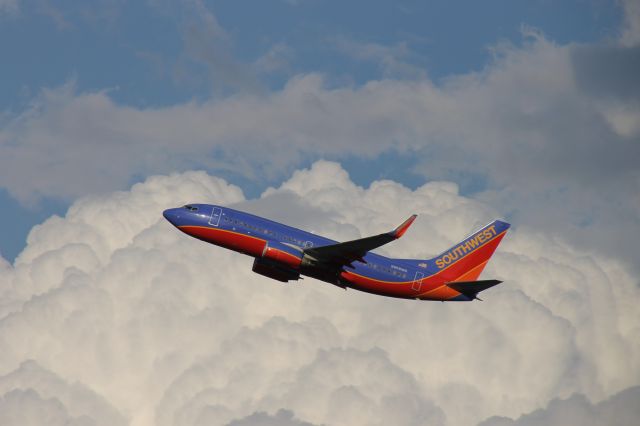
[{"left": 431, "top": 220, "right": 510, "bottom": 282}]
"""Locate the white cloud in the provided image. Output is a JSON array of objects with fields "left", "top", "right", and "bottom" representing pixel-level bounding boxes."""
[
  {"left": 0, "top": 162, "right": 638, "bottom": 425},
  {"left": 0, "top": 360, "right": 126, "bottom": 426},
  {"left": 2, "top": 29, "right": 636, "bottom": 203}
]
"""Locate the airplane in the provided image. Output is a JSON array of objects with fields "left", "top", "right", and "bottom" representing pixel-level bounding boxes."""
[{"left": 163, "top": 204, "right": 510, "bottom": 301}]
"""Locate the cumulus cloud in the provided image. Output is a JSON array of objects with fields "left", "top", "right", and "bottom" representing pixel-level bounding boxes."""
[
  {"left": 0, "top": 360, "right": 126, "bottom": 426},
  {"left": 0, "top": 162, "right": 638, "bottom": 425}
]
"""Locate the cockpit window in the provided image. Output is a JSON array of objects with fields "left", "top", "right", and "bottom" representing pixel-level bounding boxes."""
[{"left": 183, "top": 205, "right": 198, "bottom": 211}]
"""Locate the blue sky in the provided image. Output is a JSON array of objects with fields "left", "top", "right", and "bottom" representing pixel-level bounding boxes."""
[
  {"left": 0, "top": 1, "right": 621, "bottom": 109},
  {"left": 0, "top": 0, "right": 631, "bottom": 262}
]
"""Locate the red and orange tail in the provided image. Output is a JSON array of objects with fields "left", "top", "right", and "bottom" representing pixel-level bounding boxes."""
[{"left": 431, "top": 220, "right": 510, "bottom": 282}]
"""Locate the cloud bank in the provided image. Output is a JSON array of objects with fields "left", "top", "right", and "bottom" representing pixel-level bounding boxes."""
[
  {"left": 5, "top": 33, "right": 638, "bottom": 202},
  {"left": 2, "top": 21, "right": 638, "bottom": 273},
  {"left": 0, "top": 162, "right": 638, "bottom": 425}
]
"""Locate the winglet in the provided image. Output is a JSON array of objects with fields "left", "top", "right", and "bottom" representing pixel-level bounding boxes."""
[{"left": 391, "top": 214, "right": 417, "bottom": 238}]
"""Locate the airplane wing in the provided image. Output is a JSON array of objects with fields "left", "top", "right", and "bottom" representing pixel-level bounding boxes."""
[{"left": 303, "top": 215, "right": 417, "bottom": 268}]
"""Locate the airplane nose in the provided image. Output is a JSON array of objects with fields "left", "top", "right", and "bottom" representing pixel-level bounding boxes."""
[{"left": 163, "top": 208, "right": 180, "bottom": 226}]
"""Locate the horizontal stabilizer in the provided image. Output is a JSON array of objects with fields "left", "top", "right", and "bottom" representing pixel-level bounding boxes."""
[{"left": 446, "top": 280, "right": 502, "bottom": 299}]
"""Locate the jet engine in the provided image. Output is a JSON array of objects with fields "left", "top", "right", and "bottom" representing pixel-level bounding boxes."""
[
  {"left": 261, "top": 241, "right": 303, "bottom": 269},
  {"left": 252, "top": 258, "right": 300, "bottom": 282}
]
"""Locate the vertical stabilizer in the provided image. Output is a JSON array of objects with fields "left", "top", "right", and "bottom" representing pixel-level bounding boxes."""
[{"left": 431, "top": 220, "right": 510, "bottom": 282}]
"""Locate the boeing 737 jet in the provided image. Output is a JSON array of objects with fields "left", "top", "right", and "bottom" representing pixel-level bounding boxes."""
[{"left": 163, "top": 205, "right": 510, "bottom": 301}]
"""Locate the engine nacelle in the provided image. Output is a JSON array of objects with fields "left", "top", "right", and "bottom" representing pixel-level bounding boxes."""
[
  {"left": 261, "top": 241, "right": 303, "bottom": 269},
  {"left": 252, "top": 258, "right": 300, "bottom": 282}
]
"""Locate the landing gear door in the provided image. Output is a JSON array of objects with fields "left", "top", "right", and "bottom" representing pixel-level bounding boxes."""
[{"left": 209, "top": 207, "right": 222, "bottom": 226}]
